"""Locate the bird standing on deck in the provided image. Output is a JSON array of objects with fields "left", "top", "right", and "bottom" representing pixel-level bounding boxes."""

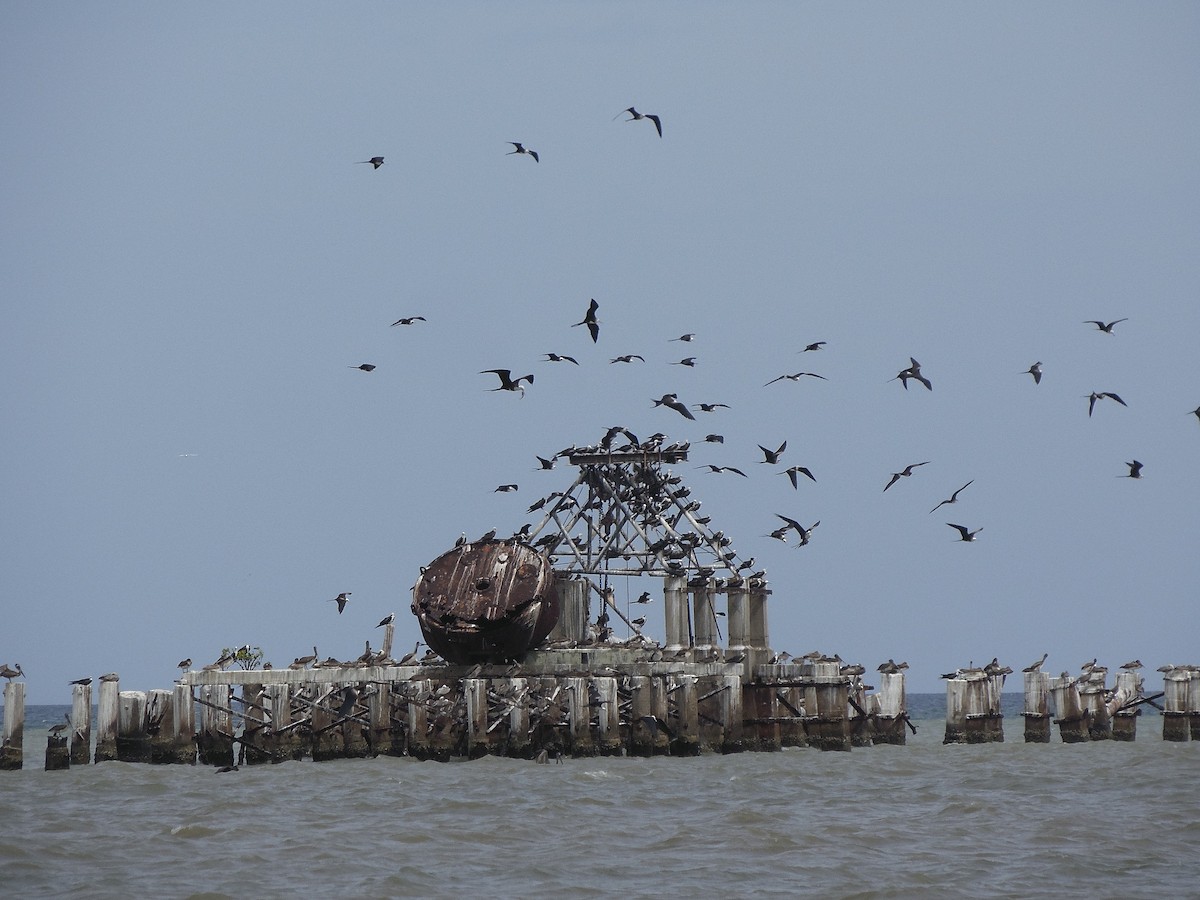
[
  {"left": 330, "top": 592, "right": 351, "bottom": 614},
  {"left": 618, "top": 106, "right": 662, "bottom": 137},
  {"left": 507, "top": 142, "right": 539, "bottom": 162}
]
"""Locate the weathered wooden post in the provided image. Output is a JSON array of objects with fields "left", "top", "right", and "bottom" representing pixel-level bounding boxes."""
[
  {"left": 720, "top": 673, "right": 744, "bottom": 753},
  {"left": 550, "top": 577, "right": 589, "bottom": 643},
  {"left": 1162, "top": 669, "right": 1190, "bottom": 742},
  {"left": 944, "top": 677, "right": 968, "bottom": 744},
  {"left": 505, "top": 677, "right": 531, "bottom": 758},
  {"left": 1, "top": 681, "right": 25, "bottom": 770},
  {"left": 262, "top": 683, "right": 295, "bottom": 761},
  {"left": 341, "top": 683, "right": 371, "bottom": 759},
  {"left": 309, "top": 685, "right": 338, "bottom": 761},
  {"left": 873, "top": 672, "right": 908, "bottom": 745},
  {"left": 172, "top": 682, "right": 195, "bottom": 764},
  {"left": 650, "top": 676, "right": 671, "bottom": 754},
  {"left": 1080, "top": 674, "right": 1112, "bottom": 741},
  {"left": 1189, "top": 670, "right": 1200, "bottom": 742},
  {"left": 117, "top": 691, "right": 151, "bottom": 762},
  {"left": 848, "top": 680, "right": 873, "bottom": 748},
  {"left": 748, "top": 682, "right": 782, "bottom": 751},
  {"left": 369, "top": 682, "right": 392, "bottom": 756},
  {"left": 70, "top": 681, "right": 92, "bottom": 765},
  {"left": 407, "top": 679, "right": 431, "bottom": 759},
  {"left": 1022, "top": 671, "right": 1052, "bottom": 743},
  {"left": 465, "top": 678, "right": 490, "bottom": 759},
  {"left": 1051, "top": 674, "right": 1089, "bottom": 743},
  {"left": 45, "top": 732, "right": 70, "bottom": 770},
  {"left": 238, "top": 684, "right": 270, "bottom": 765},
  {"left": 628, "top": 675, "right": 655, "bottom": 756},
  {"left": 1110, "top": 671, "right": 1141, "bottom": 742},
  {"left": 197, "top": 683, "right": 234, "bottom": 766},
  {"left": 565, "top": 676, "right": 594, "bottom": 757},
  {"left": 725, "top": 579, "right": 749, "bottom": 667},
  {"left": 146, "top": 688, "right": 180, "bottom": 763},
  {"left": 380, "top": 622, "right": 395, "bottom": 660},
  {"left": 672, "top": 675, "right": 700, "bottom": 756},
  {"left": 95, "top": 676, "right": 120, "bottom": 762},
  {"left": 778, "top": 680, "right": 807, "bottom": 748},
  {"left": 983, "top": 674, "right": 1005, "bottom": 742},
  {"left": 810, "top": 661, "right": 850, "bottom": 751},
  {"left": 696, "top": 675, "right": 726, "bottom": 751},
  {"left": 663, "top": 574, "right": 688, "bottom": 651},
  {"left": 593, "top": 676, "right": 620, "bottom": 755}
]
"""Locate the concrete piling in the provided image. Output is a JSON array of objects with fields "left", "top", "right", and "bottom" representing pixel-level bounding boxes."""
[
  {"left": 1022, "top": 671, "right": 1052, "bottom": 743},
  {"left": 1, "top": 681, "right": 25, "bottom": 770},
  {"left": 95, "top": 676, "right": 119, "bottom": 762},
  {"left": 70, "top": 682, "right": 92, "bottom": 765}
]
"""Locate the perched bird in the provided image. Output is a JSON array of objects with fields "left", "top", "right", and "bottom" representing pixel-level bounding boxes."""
[
  {"left": 929, "top": 480, "right": 973, "bottom": 514},
  {"left": 1124, "top": 460, "right": 1143, "bottom": 479},
  {"left": 69, "top": 676, "right": 92, "bottom": 686},
  {"left": 1023, "top": 362, "right": 1043, "bottom": 384},
  {"left": 376, "top": 613, "right": 395, "bottom": 628},
  {"left": 780, "top": 466, "right": 816, "bottom": 488},
  {"left": 1084, "top": 318, "right": 1128, "bottom": 333},
  {"left": 356, "top": 157, "right": 384, "bottom": 169},
  {"left": 48, "top": 717, "right": 70, "bottom": 737},
  {"left": 757, "top": 441, "right": 787, "bottom": 464},
  {"left": 672, "top": 357, "right": 697, "bottom": 367},
  {"left": 765, "top": 372, "right": 826, "bottom": 386},
  {"left": 571, "top": 298, "right": 600, "bottom": 343},
  {"left": 671, "top": 333, "right": 695, "bottom": 342},
  {"left": 947, "top": 522, "right": 983, "bottom": 542},
  {"left": 1022, "top": 653, "right": 1049, "bottom": 673},
  {"left": 494, "top": 483, "right": 519, "bottom": 492},
  {"left": 801, "top": 341, "right": 826, "bottom": 352},
  {"left": 99, "top": 672, "right": 119, "bottom": 683},
  {"left": 507, "top": 142, "right": 539, "bottom": 162},
  {"left": 1087, "top": 391, "right": 1126, "bottom": 417},
  {"left": 652, "top": 393, "right": 696, "bottom": 420},
  {"left": 1120, "top": 659, "right": 1143, "bottom": 670},
  {"left": 884, "top": 461, "right": 931, "bottom": 493},
  {"left": 610, "top": 354, "right": 644, "bottom": 364},
  {"left": 543, "top": 353, "right": 578, "bottom": 365},
  {"left": 0, "top": 663, "right": 24, "bottom": 680},
  {"left": 693, "top": 403, "right": 729, "bottom": 412},
  {"left": 349, "top": 363, "right": 376, "bottom": 372},
  {"left": 481, "top": 369, "right": 534, "bottom": 397},
  {"left": 177, "top": 658, "right": 192, "bottom": 671},
  {"left": 330, "top": 592, "right": 351, "bottom": 614},
  {"left": 390, "top": 316, "right": 426, "bottom": 326},
  {"left": 619, "top": 106, "right": 662, "bottom": 137},
  {"left": 630, "top": 616, "right": 647, "bottom": 628}
]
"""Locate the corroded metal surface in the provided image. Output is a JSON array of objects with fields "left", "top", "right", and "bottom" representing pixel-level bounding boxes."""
[{"left": 411, "top": 539, "right": 558, "bottom": 664}]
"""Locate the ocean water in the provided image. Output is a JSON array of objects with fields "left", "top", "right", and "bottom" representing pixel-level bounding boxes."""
[{"left": 2, "top": 698, "right": 1197, "bottom": 899}]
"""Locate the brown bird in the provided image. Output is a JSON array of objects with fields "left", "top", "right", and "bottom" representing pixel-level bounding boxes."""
[
  {"left": 507, "top": 142, "right": 539, "bottom": 162},
  {"left": 1084, "top": 318, "right": 1127, "bottom": 333},
  {"left": 947, "top": 522, "right": 983, "bottom": 542},
  {"left": 330, "top": 592, "right": 351, "bottom": 614},
  {"left": 356, "top": 157, "right": 384, "bottom": 169},
  {"left": 884, "top": 461, "right": 930, "bottom": 492},
  {"left": 481, "top": 369, "right": 534, "bottom": 397},
  {"left": 619, "top": 106, "right": 662, "bottom": 137},
  {"left": 177, "top": 659, "right": 192, "bottom": 671},
  {"left": 0, "top": 663, "right": 24, "bottom": 680},
  {"left": 1022, "top": 653, "right": 1049, "bottom": 673},
  {"left": 571, "top": 298, "right": 600, "bottom": 343},
  {"left": 1087, "top": 391, "right": 1126, "bottom": 417},
  {"left": 930, "top": 480, "right": 972, "bottom": 514}
]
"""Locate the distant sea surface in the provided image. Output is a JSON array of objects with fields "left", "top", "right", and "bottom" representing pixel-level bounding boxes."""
[{"left": 3, "top": 697, "right": 1197, "bottom": 899}]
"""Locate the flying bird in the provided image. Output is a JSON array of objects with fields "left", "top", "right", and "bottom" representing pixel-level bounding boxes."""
[
  {"left": 801, "top": 342, "right": 826, "bottom": 352},
  {"left": 947, "top": 522, "right": 983, "bottom": 542},
  {"left": 507, "top": 142, "right": 539, "bottom": 163},
  {"left": 929, "top": 480, "right": 973, "bottom": 514},
  {"left": 543, "top": 353, "right": 578, "bottom": 364},
  {"left": 672, "top": 357, "right": 697, "bottom": 367},
  {"left": 481, "top": 369, "right": 534, "bottom": 397},
  {"left": 652, "top": 393, "right": 696, "bottom": 420},
  {"left": 693, "top": 403, "right": 729, "bottom": 412},
  {"left": 704, "top": 434, "right": 724, "bottom": 443},
  {"left": 619, "top": 106, "right": 662, "bottom": 137},
  {"left": 892, "top": 357, "right": 931, "bottom": 391},
  {"left": 758, "top": 441, "right": 787, "bottom": 464},
  {"left": 571, "top": 298, "right": 600, "bottom": 343},
  {"left": 494, "top": 483, "right": 519, "bottom": 492},
  {"left": 698, "top": 464, "right": 747, "bottom": 477},
  {"left": 634, "top": 592, "right": 653, "bottom": 604},
  {"left": 884, "top": 461, "right": 930, "bottom": 492},
  {"left": 780, "top": 466, "right": 816, "bottom": 488},
  {"left": 356, "top": 157, "right": 384, "bottom": 169},
  {"left": 671, "top": 333, "right": 695, "bottom": 343},
  {"left": 1024, "top": 362, "right": 1043, "bottom": 384},
  {"left": 349, "top": 364, "right": 376, "bottom": 372},
  {"left": 1124, "top": 460, "right": 1143, "bottom": 479},
  {"left": 765, "top": 372, "right": 827, "bottom": 386},
  {"left": 330, "top": 592, "right": 351, "bottom": 614},
  {"left": 1084, "top": 318, "right": 1128, "bottom": 333},
  {"left": 774, "top": 515, "right": 820, "bottom": 546},
  {"left": 390, "top": 316, "right": 426, "bottom": 326},
  {"left": 535, "top": 455, "right": 556, "bottom": 470},
  {"left": 610, "top": 354, "right": 644, "bottom": 364},
  {"left": 1087, "top": 391, "right": 1126, "bottom": 417}
]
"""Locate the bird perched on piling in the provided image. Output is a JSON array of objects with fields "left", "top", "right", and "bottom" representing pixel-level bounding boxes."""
[
  {"left": 376, "top": 613, "right": 395, "bottom": 628},
  {"left": 0, "top": 663, "right": 25, "bottom": 680},
  {"left": 177, "top": 659, "right": 191, "bottom": 671},
  {"left": 69, "top": 676, "right": 92, "bottom": 686},
  {"left": 356, "top": 156, "right": 385, "bottom": 169},
  {"left": 507, "top": 142, "right": 539, "bottom": 162},
  {"left": 49, "top": 717, "right": 70, "bottom": 737},
  {"left": 1120, "top": 659, "right": 1143, "bottom": 670},
  {"left": 330, "top": 592, "right": 351, "bottom": 614},
  {"left": 1022, "top": 653, "right": 1049, "bottom": 673}
]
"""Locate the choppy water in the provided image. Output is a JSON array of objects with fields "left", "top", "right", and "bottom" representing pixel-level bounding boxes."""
[{"left": 3, "top": 699, "right": 1197, "bottom": 899}]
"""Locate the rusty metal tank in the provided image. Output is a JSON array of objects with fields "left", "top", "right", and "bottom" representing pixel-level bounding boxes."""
[{"left": 411, "top": 538, "right": 559, "bottom": 664}]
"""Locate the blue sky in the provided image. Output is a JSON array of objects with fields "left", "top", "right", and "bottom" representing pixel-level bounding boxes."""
[{"left": 3, "top": 4, "right": 1198, "bottom": 703}]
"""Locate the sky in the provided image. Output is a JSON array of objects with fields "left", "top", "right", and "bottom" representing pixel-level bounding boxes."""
[{"left": 3, "top": 4, "right": 1198, "bottom": 704}]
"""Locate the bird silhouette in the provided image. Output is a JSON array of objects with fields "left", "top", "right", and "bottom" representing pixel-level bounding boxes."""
[
  {"left": 1022, "top": 653, "right": 1049, "bottom": 673},
  {"left": 507, "top": 142, "right": 539, "bottom": 163},
  {"left": 349, "top": 364, "right": 376, "bottom": 372},
  {"left": 376, "top": 613, "right": 395, "bottom": 628},
  {"left": 330, "top": 592, "right": 351, "bottom": 614},
  {"left": 672, "top": 333, "right": 696, "bottom": 342},
  {"left": 176, "top": 659, "right": 191, "bottom": 671},
  {"left": 69, "top": 676, "right": 93, "bottom": 686},
  {"left": 758, "top": 441, "right": 787, "bottom": 464},
  {"left": 1124, "top": 460, "right": 1143, "bottom": 479},
  {"left": 1190, "top": 406, "right": 1200, "bottom": 423},
  {"left": 884, "top": 461, "right": 930, "bottom": 492},
  {"left": 543, "top": 353, "right": 578, "bottom": 364},
  {"left": 571, "top": 298, "right": 600, "bottom": 342},
  {"left": 930, "top": 480, "right": 973, "bottom": 514},
  {"left": 672, "top": 357, "right": 697, "bottom": 367},
  {"left": 652, "top": 393, "right": 696, "bottom": 419},
  {"left": 619, "top": 106, "right": 662, "bottom": 137},
  {"left": 892, "top": 357, "right": 931, "bottom": 391},
  {"left": 1087, "top": 391, "right": 1126, "bottom": 417},
  {"left": 704, "top": 434, "right": 724, "bottom": 443},
  {"left": 765, "top": 372, "right": 826, "bottom": 386},
  {"left": 801, "top": 341, "right": 826, "bottom": 352},
  {"left": 1023, "top": 362, "right": 1043, "bottom": 384},
  {"left": 634, "top": 592, "right": 653, "bottom": 604},
  {"left": 356, "top": 157, "right": 384, "bottom": 169},
  {"left": 780, "top": 466, "right": 815, "bottom": 488},
  {"left": 1084, "top": 318, "right": 1128, "bottom": 333},
  {"left": 947, "top": 523, "right": 983, "bottom": 542},
  {"left": 390, "top": 316, "right": 426, "bottom": 326},
  {"left": 494, "top": 483, "right": 519, "bottom": 492},
  {"left": 610, "top": 354, "right": 644, "bottom": 364},
  {"left": 481, "top": 369, "right": 534, "bottom": 397},
  {"left": 698, "top": 464, "right": 748, "bottom": 477},
  {"left": 535, "top": 455, "right": 556, "bottom": 470}
]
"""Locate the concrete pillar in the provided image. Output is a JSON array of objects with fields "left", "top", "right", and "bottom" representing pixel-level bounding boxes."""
[
  {"left": 117, "top": 691, "right": 151, "bottom": 762},
  {"left": 0, "top": 681, "right": 24, "bottom": 770},
  {"left": 594, "top": 677, "right": 621, "bottom": 755},
  {"left": 465, "top": 678, "right": 489, "bottom": 759},
  {"left": 1162, "top": 671, "right": 1190, "bottom": 742},
  {"left": 663, "top": 575, "right": 688, "bottom": 650},
  {"left": 70, "top": 682, "right": 92, "bottom": 765},
  {"left": 691, "top": 581, "right": 717, "bottom": 650},
  {"left": 747, "top": 577, "right": 770, "bottom": 670},
  {"left": 629, "top": 676, "right": 655, "bottom": 756},
  {"left": 726, "top": 580, "right": 749, "bottom": 655},
  {"left": 874, "top": 672, "right": 908, "bottom": 745},
  {"left": 720, "top": 674, "right": 744, "bottom": 753},
  {"left": 1051, "top": 675, "right": 1089, "bottom": 743},
  {"left": 550, "top": 577, "right": 589, "bottom": 643},
  {"left": 198, "top": 683, "right": 235, "bottom": 766},
  {"left": 1022, "top": 671, "right": 1051, "bottom": 743},
  {"left": 95, "top": 677, "right": 120, "bottom": 762}
]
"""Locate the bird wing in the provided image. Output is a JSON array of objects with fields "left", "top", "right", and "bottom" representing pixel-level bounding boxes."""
[
  {"left": 647, "top": 113, "right": 662, "bottom": 137},
  {"left": 883, "top": 473, "right": 901, "bottom": 492}
]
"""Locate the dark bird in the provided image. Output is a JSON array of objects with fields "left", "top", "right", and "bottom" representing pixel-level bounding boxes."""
[
  {"left": 801, "top": 342, "right": 826, "bottom": 352},
  {"left": 930, "top": 480, "right": 973, "bottom": 514},
  {"left": 634, "top": 592, "right": 653, "bottom": 604},
  {"left": 1124, "top": 460, "right": 1143, "bottom": 479},
  {"left": 698, "top": 464, "right": 748, "bottom": 477},
  {"left": 884, "top": 461, "right": 931, "bottom": 492},
  {"left": 356, "top": 157, "right": 384, "bottom": 169},
  {"left": 758, "top": 441, "right": 787, "bottom": 464},
  {"left": 892, "top": 357, "right": 931, "bottom": 391},
  {"left": 652, "top": 393, "right": 696, "bottom": 420},
  {"left": 494, "top": 483, "right": 519, "bottom": 492},
  {"left": 1022, "top": 653, "right": 1049, "bottom": 673},
  {"left": 619, "top": 106, "right": 662, "bottom": 137},
  {"left": 672, "top": 333, "right": 696, "bottom": 343},
  {"left": 1087, "top": 391, "right": 1126, "bottom": 417},
  {"left": 1084, "top": 318, "right": 1128, "bottom": 333},
  {"left": 672, "top": 357, "right": 697, "bottom": 367},
  {"left": 765, "top": 372, "right": 827, "bottom": 386},
  {"left": 1024, "top": 362, "right": 1043, "bottom": 384},
  {"left": 176, "top": 658, "right": 192, "bottom": 671},
  {"left": 330, "top": 592, "right": 351, "bottom": 614},
  {"left": 704, "top": 434, "right": 724, "bottom": 443},
  {"left": 215, "top": 764, "right": 240, "bottom": 773},
  {"left": 390, "top": 316, "right": 426, "bottom": 327},
  {"left": 947, "top": 522, "right": 983, "bottom": 542},
  {"left": 507, "top": 142, "right": 539, "bottom": 163},
  {"left": 1190, "top": 405, "right": 1200, "bottom": 423},
  {"left": 349, "top": 363, "right": 376, "bottom": 372},
  {"left": 571, "top": 298, "right": 600, "bottom": 343},
  {"left": 610, "top": 354, "right": 644, "bottom": 364},
  {"left": 377, "top": 613, "right": 395, "bottom": 628},
  {"left": 630, "top": 616, "right": 647, "bottom": 628},
  {"left": 780, "top": 466, "right": 816, "bottom": 488},
  {"left": 543, "top": 353, "right": 578, "bottom": 364},
  {"left": 693, "top": 403, "right": 729, "bottom": 412},
  {"left": 776, "top": 514, "right": 818, "bottom": 545},
  {"left": 535, "top": 455, "right": 556, "bottom": 470},
  {"left": 69, "top": 677, "right": 92, "bottom": 686},
  {"left": 482, "top": 369, "right": 534, "bottom": 397}
]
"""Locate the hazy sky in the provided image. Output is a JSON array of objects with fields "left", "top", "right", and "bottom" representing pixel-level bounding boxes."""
[{"left": 4, "top": 4, "right": 1198, "bottom": 703}]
